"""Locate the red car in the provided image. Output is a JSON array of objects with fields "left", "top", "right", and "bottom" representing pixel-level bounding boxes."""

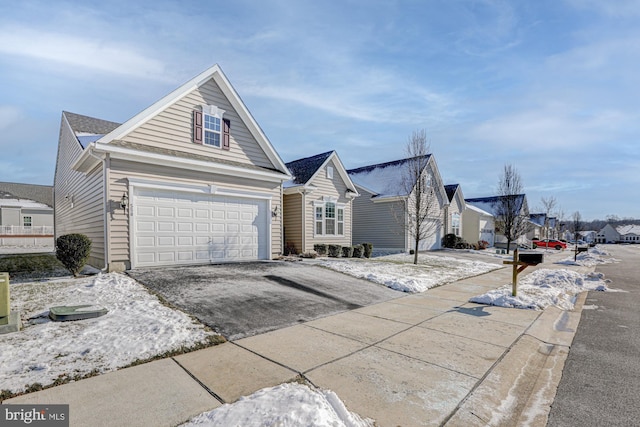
[{"left": 532, "top": 239, "right": 567, "bottom": 250}]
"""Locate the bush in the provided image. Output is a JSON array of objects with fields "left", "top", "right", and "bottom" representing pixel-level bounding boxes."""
[
  {"left": 313, "top": 244, "right": 327, "bottom": 256},
  {"left": 341, "top": 246, "right": 353, "bottom": 258},
  {"left": 56, "top": 234, "right": 92, "bottom": 277},
  {"left": 442, "top": 233, "right": 457, "bottom": 248},
  {"left": 284, "top": 242, "right": 298, "bottom": 256},
  {"left": 352, "top": 244, "right": 364, "bottom": 258},
  {"left": 362, "top": 242, "right": 373, "bottom": 258},
  {"left": 478, "top": 240, "right": 489, "bottom": 250},
  {"left": 328, "top": 244, "right": 342, "bottom": 257}
]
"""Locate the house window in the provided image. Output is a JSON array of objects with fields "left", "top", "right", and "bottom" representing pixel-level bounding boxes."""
[
  {"left": 315, "top": 206, "right": 323, "bottom": 235},
  {"left": 451, "top": 213, "right": 460, "bottom": 236},
  {"left": 327, "top": 166, "right": 334, "bottom": 179},
  {"left": 314, "top": 201, "right": 344, "bottom": 236},
  {"left": 193, "top": 105, "right": 230, "bottom": 150},
  {"left": 204, "top": 114, "right": 221, "bottom": 147},
  {"left": 23, "top": 216, "right": 32, "bottom": 227}
]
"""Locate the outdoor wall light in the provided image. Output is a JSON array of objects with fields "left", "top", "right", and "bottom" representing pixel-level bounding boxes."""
[
  {"left": 271, "top": 205, "right": 279, "bottom": 218},
  {"left": 120, "top": 193, "right": 129, "bottom": 210}
]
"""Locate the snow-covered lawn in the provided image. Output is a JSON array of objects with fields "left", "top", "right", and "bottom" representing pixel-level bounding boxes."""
[
  {"left": 318, "top": 252, "right": 502, "bottom": 293},
  {"left": 556, "top": 246, "right": 618, "bottom": 267},
  {"left": 181, "top": 383, "right": 373, "bottom": 427},
  {"left": 1, "top": 273, "right": 219, "bottom": 395},
  {"left": 469, "top": 269, "right": 611, "bottom": 310}
]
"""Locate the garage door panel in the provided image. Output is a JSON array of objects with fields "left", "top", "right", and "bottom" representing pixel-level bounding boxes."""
[{"left": 133, "top": 188, "right": 268, "bottom": 267}]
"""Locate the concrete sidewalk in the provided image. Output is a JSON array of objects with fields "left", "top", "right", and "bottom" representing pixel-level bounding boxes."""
[{"left": 5, "top": 251, "right": 590, "bottom": 426}]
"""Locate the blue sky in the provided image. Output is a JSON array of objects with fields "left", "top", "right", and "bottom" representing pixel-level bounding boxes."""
[{"left": 0, "top": 0, "right": 638, "bottom": 221}]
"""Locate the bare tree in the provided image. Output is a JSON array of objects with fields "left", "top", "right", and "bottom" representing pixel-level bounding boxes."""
[
  {"left": 495, "top": 164, "right": 530, "bottom": 254},
  {"left": 540, "top": 196, "right": 557, "bottom": 239},
  {"left": 398, "top": 129, "right": 441, "bottom": 264}
]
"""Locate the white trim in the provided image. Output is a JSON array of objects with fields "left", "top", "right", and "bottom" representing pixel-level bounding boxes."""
[
  {"left": 95, "top": 64, "right": 289, "bottom": 175},
  {"left": 75, "top": 143, "right": 290, "bottom": 183},
  {"left": 128, "top": 178, "right": 272, "bottom": 269},
  {"left": 127, "top": 177, "right": 273, "bottom": 200}
]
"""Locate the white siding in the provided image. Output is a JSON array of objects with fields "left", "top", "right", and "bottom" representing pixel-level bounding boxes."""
[
  {"left": 121, "top": 79, "right": 273, "bottom": 169},
  {"left": 54, "top": 115, "right": 106, "bottom": 268},
  {"left": 108, "top": 158, "right": 282, "bottom": 268},
  {"left": 351, "top": 187, "right": 406, "bottom": 251},
  {"left": 304, "top": 159, "right": 353, "bottom": 252}
]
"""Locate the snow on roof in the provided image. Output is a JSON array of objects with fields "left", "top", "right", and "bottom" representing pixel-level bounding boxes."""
[
  {"left": 0, "top": 194, "right": 51, "bottom": 209},
  {"left": 529, "top": 213, "right": 546, "bottom": 227},
  {"left": 616, "top": 224, "right": 640, "bottom": 235},
  {"left": 76, "top": 132, "right": 105, "bottom": 147},
  {"left": 347, "top": 155, "right": 431, "bottom": 198},
  {"left": 466, "top": 203, "right": 494, "bottom": 217},
  {"left": 465, "top": 195, "right": 526, "bottom": 217}
]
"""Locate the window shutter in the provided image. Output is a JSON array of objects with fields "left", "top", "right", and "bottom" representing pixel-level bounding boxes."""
[
  {"left": 193, "top": 110, "right": 203, "bottom": 144},
  {"left": 222, "top": 118, "right": 231, "bottom": 150}
]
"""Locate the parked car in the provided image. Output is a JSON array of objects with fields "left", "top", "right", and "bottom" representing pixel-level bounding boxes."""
[{"left": 532, "top": 239, "right": 567, "bottom": 250}]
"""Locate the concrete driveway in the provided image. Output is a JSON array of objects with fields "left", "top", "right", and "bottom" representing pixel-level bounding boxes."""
[{"left": 127, "top": 261, "right": 402, "bottom": 340}]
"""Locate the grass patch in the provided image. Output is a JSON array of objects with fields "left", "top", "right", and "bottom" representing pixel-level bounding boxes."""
[{"left": 0, "top": 254, "right": 69, "bottom": 281}]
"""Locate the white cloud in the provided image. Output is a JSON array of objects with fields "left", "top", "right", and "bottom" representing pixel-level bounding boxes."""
[
  {"left": 0, "top": 106, "right": 21, "bottom": 130},
  {"left": 564, "top": 0, "right": 640, "bottom": 18},
  {"left": 0, "top": 26, "right": 170, "bottom": 81}
]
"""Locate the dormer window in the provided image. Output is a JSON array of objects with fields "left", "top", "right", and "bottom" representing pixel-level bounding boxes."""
[
  {"left": 327, "top": 166, "right": 334, "bottom": 179},
  {"left": 193, "top": 105, "right": 231, "bottom": 150}
]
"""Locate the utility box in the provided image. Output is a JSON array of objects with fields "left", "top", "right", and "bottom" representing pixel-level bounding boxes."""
[
  {"left": 0, "top": 272, "right": 9, "bottom": 318},
  {"left": 519, "top": 253, "right": 544, "bottom": 266}
]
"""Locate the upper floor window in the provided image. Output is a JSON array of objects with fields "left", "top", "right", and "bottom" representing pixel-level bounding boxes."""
[
  {"left": 327, "top": 166, "right": 334, "bottom": 179},
  {"left": 23, "top": 216, "right": 32, "bottom": 227},
  {"left": 193, "top": 105, "right": 231, "bottom": 150}
]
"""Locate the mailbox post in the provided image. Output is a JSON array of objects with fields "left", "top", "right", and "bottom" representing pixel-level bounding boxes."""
[
  {"left": 503, "top": 249, "right": 544, "bottom": 296},
  {"left": 0, "top": 272, "right": 21, "bottom": 334}
]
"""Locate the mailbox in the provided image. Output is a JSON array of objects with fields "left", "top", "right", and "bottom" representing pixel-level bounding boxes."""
[{"left": 518, "top": 253, "right": 543, "bottom": 266}]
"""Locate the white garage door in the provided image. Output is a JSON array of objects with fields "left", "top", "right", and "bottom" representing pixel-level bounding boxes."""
[{"left": 132, "top": 188, "right": 269, "bottom": 267}]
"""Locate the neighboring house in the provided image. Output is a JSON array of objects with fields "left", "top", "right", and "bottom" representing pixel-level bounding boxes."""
[
  {"left": 579, "top": 230, "right": 596, "bottom": 243},
  {"left": 528, "top": 213, "right": 559, "bottom": 240},
  {"left": 596, "top": 224, "right": 640, "bottom": 243},
  {"left": 465, "top": 194, "right": 530, "bottom": 248},
  {"left": 54, "top": 65, "right": 291, "bottom": 271},
  {"left": 443, "top": 184, "right": 465, "bottom": 238},
  {"left": 347, "top": 155, "right": 448, "bottom": 253},
  {"left": 0, "top": 182, "right": 54, "bottom": 246},
  {"left": 462, "top": 203, "right": 495, "bottom": 247},
  {"left": 283, "top": 151, "right": 359, "bottom": 253}
]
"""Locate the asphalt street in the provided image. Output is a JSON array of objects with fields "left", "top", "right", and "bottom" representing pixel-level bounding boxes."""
[
  {"left": 547, "top": 245, "right": 640, "bottom": 426},
  {"left": 127, "top": 260, "right": 402, "bottom": 340}
]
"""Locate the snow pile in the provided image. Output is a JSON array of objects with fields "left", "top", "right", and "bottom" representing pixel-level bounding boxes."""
[
  {"left": 470, "top": 269, "right": 610, "bottom": 310},
  {"left": 556, "top": 246, "right": 617, "bottom": 267},
  {"left": 181, "top": 383, "right": 373, "bottom": 427},
  {"left": 1, "top": 273, "right": 217, "bottom": 394},
  {"left": 319, "top": 253, "right": 501, "bottom": 293}
]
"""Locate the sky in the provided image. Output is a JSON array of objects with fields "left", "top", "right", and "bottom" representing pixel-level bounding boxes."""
[{"left": 0, "top": 0, "right": 638, "bottom": 221}]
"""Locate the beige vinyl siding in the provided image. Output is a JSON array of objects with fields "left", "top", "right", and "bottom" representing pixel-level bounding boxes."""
[
  {"left": 283, "top": 192, "right": 303, "bottom": 254},
  {"left": 351, "top": 186, "right": 407, "bottom": 251},
  {"left": 108, "top": 158, "right": 282, "bottom": 268},
  {"left": 120, "top": 78, "right": 273, "bottom": 169},
  {"left": 304, "top": 159, "right": 352, "bottom": 252},
  {"left": 54, "top": 116, "right": 106, "bottom": 268}
]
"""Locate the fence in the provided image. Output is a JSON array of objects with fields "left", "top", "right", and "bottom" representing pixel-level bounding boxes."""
[{"left": 0, "top": 226, "right": 54, "bottom": 236}]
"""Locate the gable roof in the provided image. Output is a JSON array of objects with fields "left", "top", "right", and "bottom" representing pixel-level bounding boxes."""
[
  {"left": 444, "top": 184, "right": 459, "bottom": 203},
  {"left": 529, "top": 213, "right": 546, "bottom": 227},
  {"left": 0, "top": 182, "right": 53, "bottom": 207},
  {"left": 465, "top": 194, "right": 527, "bottom": 217},
  {"left": 71, "top": 64, "right": 290, "bottom": 180},
  {"left": 285, "top": 151, "right": 334, "bottom": 185},
  {"left": 466, "top": 203, "right": 494, "bottom": 217},
  {"left": 284, "top": 151, "right": 358, "bottom": 195},
  {"left": 347, "top": 155, "right": 432, "bottom": 198},
  {"left": 63, "top": 112, "right": 121, "bottom": 149},
  {"left": 616, "top": 224, "right": 640, "bottom": 235}
]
